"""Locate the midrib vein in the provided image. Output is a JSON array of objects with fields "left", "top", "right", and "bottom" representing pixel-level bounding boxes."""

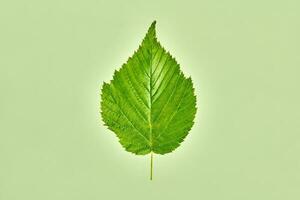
[{"left": 149, "top": 43, "right": 153, "bottom": 149}]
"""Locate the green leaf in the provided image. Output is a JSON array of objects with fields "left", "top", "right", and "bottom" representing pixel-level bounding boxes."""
[{"left": 100, "top": 21, "right": 197, "bottom": 179}]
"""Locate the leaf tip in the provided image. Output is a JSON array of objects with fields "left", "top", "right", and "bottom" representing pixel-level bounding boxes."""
[
  {"left": 151, "top": 20, "right": 157, "bottom": 27},
  {"left": 147, "top": 20, "right": 157, "bottom": 37}
]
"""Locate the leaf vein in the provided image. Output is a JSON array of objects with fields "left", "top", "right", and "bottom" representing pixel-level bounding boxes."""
[{"left": 107, "top": 87, "right": 150, "bottom": 143}]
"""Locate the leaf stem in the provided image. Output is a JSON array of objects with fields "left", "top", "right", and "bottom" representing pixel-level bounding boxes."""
[{"left": 150, "top": 152, "right": 153, "bottom": 180}]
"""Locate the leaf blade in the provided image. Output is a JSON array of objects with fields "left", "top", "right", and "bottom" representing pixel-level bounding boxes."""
[{"left": 100, "top": 21, "right": 197, "bottom": 155}]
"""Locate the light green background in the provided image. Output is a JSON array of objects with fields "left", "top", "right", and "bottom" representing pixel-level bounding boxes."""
[{"left": 1, "top": 0, "right": 299, "bottom": 199}]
